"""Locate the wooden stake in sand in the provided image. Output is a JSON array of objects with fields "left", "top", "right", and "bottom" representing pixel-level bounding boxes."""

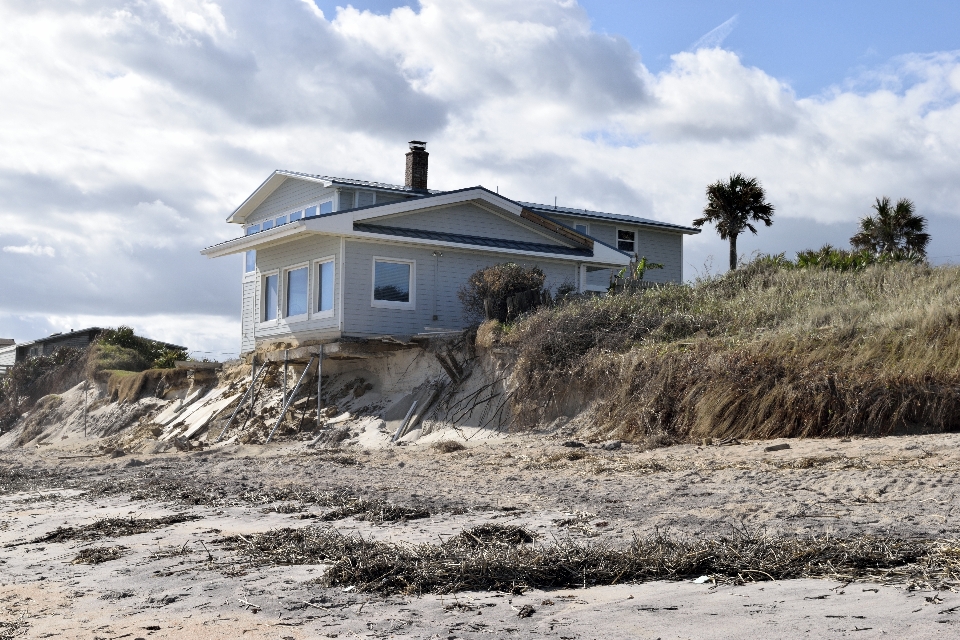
[
  {"left": 82, "top": 379, "right": 88, "bottom": 438},
  {"left": 316, "top": 349, "right": 323, "bottom": 429},
  {"left": 265, "top": 355, "right": 315, "bottom": 445}
]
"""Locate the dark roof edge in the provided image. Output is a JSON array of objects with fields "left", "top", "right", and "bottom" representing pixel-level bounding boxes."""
[
  {"left": 353, "top": 223, "right": 593, "bottom": 257},
  {"left": 522, "top": 202, "right": 700, "bottom": 234}
]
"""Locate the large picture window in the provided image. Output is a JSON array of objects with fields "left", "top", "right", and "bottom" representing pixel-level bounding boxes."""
[
  {"left": 263, "top": 273, "right": 278, "bottom": 321},
  {"left": 617, "top": 229, "right": 636, "bottom": 253},
  {"left": 285, "top": 266, "right": 308, "bottom": 317},
  {"left": 372, "top": 258, "right": 415, "bottom": 309},
  {"left": 316, "top": 259, "right": 335, "bottom": 315}
]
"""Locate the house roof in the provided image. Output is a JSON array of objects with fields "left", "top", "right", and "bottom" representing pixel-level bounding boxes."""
[
  {"left": 205, "top": 186, "right": 631, "bottom": 266},
  {"left": 226, "top": 170, "right": 440, "bottom": 224},
  {"left": 520, "top": 202, "right": 701, "bottom": 235},
  {"left": 12, "top": 327, "right": 186, "bottom": 353},
  {"left": 353, "top": 223, "right": 592, "bottom": 257}
]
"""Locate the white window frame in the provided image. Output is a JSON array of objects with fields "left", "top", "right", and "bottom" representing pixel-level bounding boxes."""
[
  {"left": 259, "top": 269, "right": 280, "bottom": 324},
  {"left": 371, "top": 256, "right": 416, "bottom": 310},
  {"left": 616, "top": 227, "right": 637, "bottom": 254},
  {"left": 574, "top": 222, "right": 590, "bottom": 236},
  {"left": 282, "top": 262, "right": 310, "bottom": 322},
  {"left": 312, "top": 255, "right": 336, "bottom": 319}
]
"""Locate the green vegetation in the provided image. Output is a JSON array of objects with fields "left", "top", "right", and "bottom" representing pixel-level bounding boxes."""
[
  {"left": 693, "top": 173, "right": 775, "bottom": 271},
  {"left": 851, "top": 196, "right": 930, "bottom": 257},
  {"left": 502, "top": 259, "right": 960, "bottom": 444},
  {"left": 92, "top": 326, "right": 187, "bottom": 372}
]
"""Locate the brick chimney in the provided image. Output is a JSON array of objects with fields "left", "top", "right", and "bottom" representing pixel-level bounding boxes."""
[{"left": 405, "top": 140, "right": 428, "bottom": 192}]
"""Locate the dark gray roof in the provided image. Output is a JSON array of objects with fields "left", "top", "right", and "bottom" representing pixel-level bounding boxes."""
[
  {"left": 519, "top": 201, "right": 700, "bottom": 234},
  {"left": 278, "top": 170, "right": 444, "bottom": 195},
  {"left": 353, "top": 223, "right": 592, "bottom": 257}
]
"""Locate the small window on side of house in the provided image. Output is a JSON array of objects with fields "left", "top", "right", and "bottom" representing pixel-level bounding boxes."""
[
  {"left": 245, "top": 250, "right": 256, "bottom": 273},
  {"left": 372, "top": 258, "right": 414, "bottom": 308},
  {"left": 245, "top": 224, "right": 260, "bottom": 236},
  {"left": 262, "top": 220, "right": 274, "bottom": 231},
  {"left": 289, "top": 210, "right": 303, "bottom": 222},
  {"left": 263, "top": 274, "right": 278, "bottom": 321},
  {"left": 617, "top": 229, "right": 636, "bottom": 253},
  {"left": 316, "top": 260, "right": 335, "bottom": 315},
  {"left": 575, "top": 223, "right": 588, "bottom": 235},
  {"left": 285, "top": 267, "right": 308, "bottom": 317},
  {"left": 304, "top": 206, "right": 317, "bottom": 218},
  {"left": 275, "top": 215, "right": 288, "bottom": 226},
  {"left": 319, "top": 201, "right": 333, "bottom": 214}
]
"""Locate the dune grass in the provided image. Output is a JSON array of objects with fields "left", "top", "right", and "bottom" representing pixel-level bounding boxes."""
[{"left": 500, "top": 260, "right": 960, "bottom": 443}]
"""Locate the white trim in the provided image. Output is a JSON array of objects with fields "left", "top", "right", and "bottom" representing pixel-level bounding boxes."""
[
  {"left": 371, "top": 256, "right": 416, "bottom": 310},
  {"left": 312, "top": 255, "right": 336, "bottom": 319},
  {"left": 282, "top": 262, "right": 310, "bottom": 322},
  {"left": 258, "top": 269, "right": 280, "bottom": 325},
  {"left": 616, "top": 227, "right": 636, "bottom": 255},
  {"left": 574, "top": 222, "right": 590, "bottom": 236},
  {"left": 338, "top": 237, "right": 345, "bottom": 331}
]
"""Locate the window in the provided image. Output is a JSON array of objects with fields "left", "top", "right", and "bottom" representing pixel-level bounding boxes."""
[
  {"left": 245, "top": 250, "right": 256, "bottom": 273},
  {"left": 275, "top": 215, "right": 288, "bottom": 226},
  {"left": 316, "top": 259, "right": 335, "bottom": 316},
  {"left": 372, "top": 258, "right": 415, "bottom": 309},
  {"left": 263, "top": 273, "right": 278, "bottom": 321},
  {"left": 289, "top": 210, "right": 303, "bottom": 222},
  {"left": 575, "top": 223, "right": 589, "bottom": 235},
  {"left": 262, "top": 219, "right": 274, "bottom": 231},
  {"left": 319, "top": 201, "right": 333, "bottom": 214},
  {"left": 304, "top": 205, "right": 317, "bottom": 218},
  {"left": 617, "top": 229, "right": 636, "bottom": 253},
  {"left": 285, "top": 266, "right": 308, "bottom": 317},
  {"left": 245, "top": 224, "right": 260, "bottom": 236}
]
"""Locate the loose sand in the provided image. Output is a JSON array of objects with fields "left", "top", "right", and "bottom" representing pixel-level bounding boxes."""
[{"left": 2, "top": 431, "right": 960, "bottom": 638}]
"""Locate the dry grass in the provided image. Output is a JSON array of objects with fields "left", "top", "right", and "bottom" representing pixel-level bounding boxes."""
[
  {"left": 220, "top": 525, "right": 960, "bottom": 595},
  {"left": 503, "top": 261, "right": 960, "bottom": 443},
  {"left": 432, "top": 440, "right": 466, "bottom": 454},
  {"left": 71, "top": 546, "right": 127, "bottom": 564}
]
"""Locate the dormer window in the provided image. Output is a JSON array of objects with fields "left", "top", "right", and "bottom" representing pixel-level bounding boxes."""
[
  {"left": 320, "top": 201, "right": 333, "bottom": 214},
  {"left": 304, "top": 205, "right": 317, "bottom": 218},
  {"left": 262, "top": 220, "right": 274, "bottom": 231},
  {"left": 275, "top": 215, "right": 288, "bottom": 226},
  {"left": 290, "top": 210, "right": 303, "bottom": 222}
]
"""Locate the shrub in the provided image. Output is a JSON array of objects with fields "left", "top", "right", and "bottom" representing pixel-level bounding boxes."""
[
  {"left": 97, "top": 326, "right": 188, "bottom": 369},
  {"left": 458, "top": 263, "right": 546, "bottom": 321}
]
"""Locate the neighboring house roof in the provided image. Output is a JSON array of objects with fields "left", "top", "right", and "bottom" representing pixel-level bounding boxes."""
[
  {"left": 520, "top": 202, "right": 701, "bottom": 235},
  {"left": 353, "top": 223, "right": 593, "bottom": 257},
  {"left": 0, "top": 339, "right": 14, "bottom": 346},
  {"left": 13, "top": 328, "right": 186, "bottom": 354}
]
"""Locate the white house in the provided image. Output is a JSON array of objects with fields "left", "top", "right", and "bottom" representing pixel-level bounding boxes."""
[{"left": 201, "top": 142, "right": 699, "bottom": 353}]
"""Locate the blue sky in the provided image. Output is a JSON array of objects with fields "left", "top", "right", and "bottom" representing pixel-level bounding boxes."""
[
  {"left": 316, "top": 0, "right": 960, "bottom": 96},
  {"left": 1, "top": 0, "right": 959, "bottom": 356}
]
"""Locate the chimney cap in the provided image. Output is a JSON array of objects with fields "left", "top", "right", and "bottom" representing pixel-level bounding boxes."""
[{"left": 408, "top": 140, "right": 427, "bottom": 150}]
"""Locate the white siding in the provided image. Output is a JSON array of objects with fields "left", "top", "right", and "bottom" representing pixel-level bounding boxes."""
[
  {"left": 242, "top": 235, "right": 343, "bottom": 349},
  {"left": 372, "top": 203, "right": 563, "bottom": 246},
  {"left": 240, "top": 277, "right": 257, "bottom": 353},
  {"left": 548, "top": 214, "right": 683, "bottom": 283},
  {"left": 342, "top": 239, "right": 578, "bottom": 336},
  {"left": 247, "top": 179, "right": 336, "bottom": 226}
]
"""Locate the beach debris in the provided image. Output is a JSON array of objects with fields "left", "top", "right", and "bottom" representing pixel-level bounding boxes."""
[
  {"left": 693, "top": 575, "right": 712, "bottom": 584},
  {"left": 765, "top": 443, "right": 791, "bottom": 452},
  {"left": 20, "top": 514, "right": 201, "bottom": 545},
  {"left": 600, "top": 440, "right": 622, "bottom": 451},
  {"left": 516, "top": 604, "right": 536, "bottom": 618},
  {"left": 71, "top": 545, "right": 126, "bottom": 564},
  {"left": 562, "top": 441, "right": 585, "bottom": 448},
  {"left": 447, "top": 524, "right": 535, "bottom": 547},
  {"left": 432, "top": 440, "right": 465, "bottom": 454}
]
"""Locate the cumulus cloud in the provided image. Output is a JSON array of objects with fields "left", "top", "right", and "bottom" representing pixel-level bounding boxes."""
[
  {"left": 2, "top": 244, "right": 55, "bottom": 257},
  {"left": 1, "top": 0, "right": 959, "bottom": 356}
]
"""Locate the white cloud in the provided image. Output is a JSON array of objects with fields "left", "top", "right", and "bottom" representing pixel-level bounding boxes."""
[
  {"left": 1, "top": 0, "right": 959, "bottom": 352},
  {"left": 3, "top": 244, "right": 55, "bottom": 257}
]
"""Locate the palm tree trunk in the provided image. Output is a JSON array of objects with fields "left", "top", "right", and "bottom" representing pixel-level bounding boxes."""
[{"left": 729, "top": 234, "right": 738, "bottom": 271}]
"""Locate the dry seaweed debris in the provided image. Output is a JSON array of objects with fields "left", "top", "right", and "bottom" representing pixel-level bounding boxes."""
[
  {"left": 71, "top": 545, "right": 127, "bottom": 564},
  {"left": 220, "top": 526, "right": 960, "bottom": 595},
  {"left": 447, "top": 524, "right": 535, "bottom": 547},
  {"left": 432, "top": 440, "right": 466, "bottom": 454},
  {"left": 22, "top": 514, "right": 200, "bottom": 545}
]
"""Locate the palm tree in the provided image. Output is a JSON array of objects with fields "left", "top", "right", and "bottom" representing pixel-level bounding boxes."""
[
  {"left": 850, "top": 197, "right": 930, "bottom": 257},
  {"left": 693, "top": 174, "right": 775, "bottom": 271}
]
